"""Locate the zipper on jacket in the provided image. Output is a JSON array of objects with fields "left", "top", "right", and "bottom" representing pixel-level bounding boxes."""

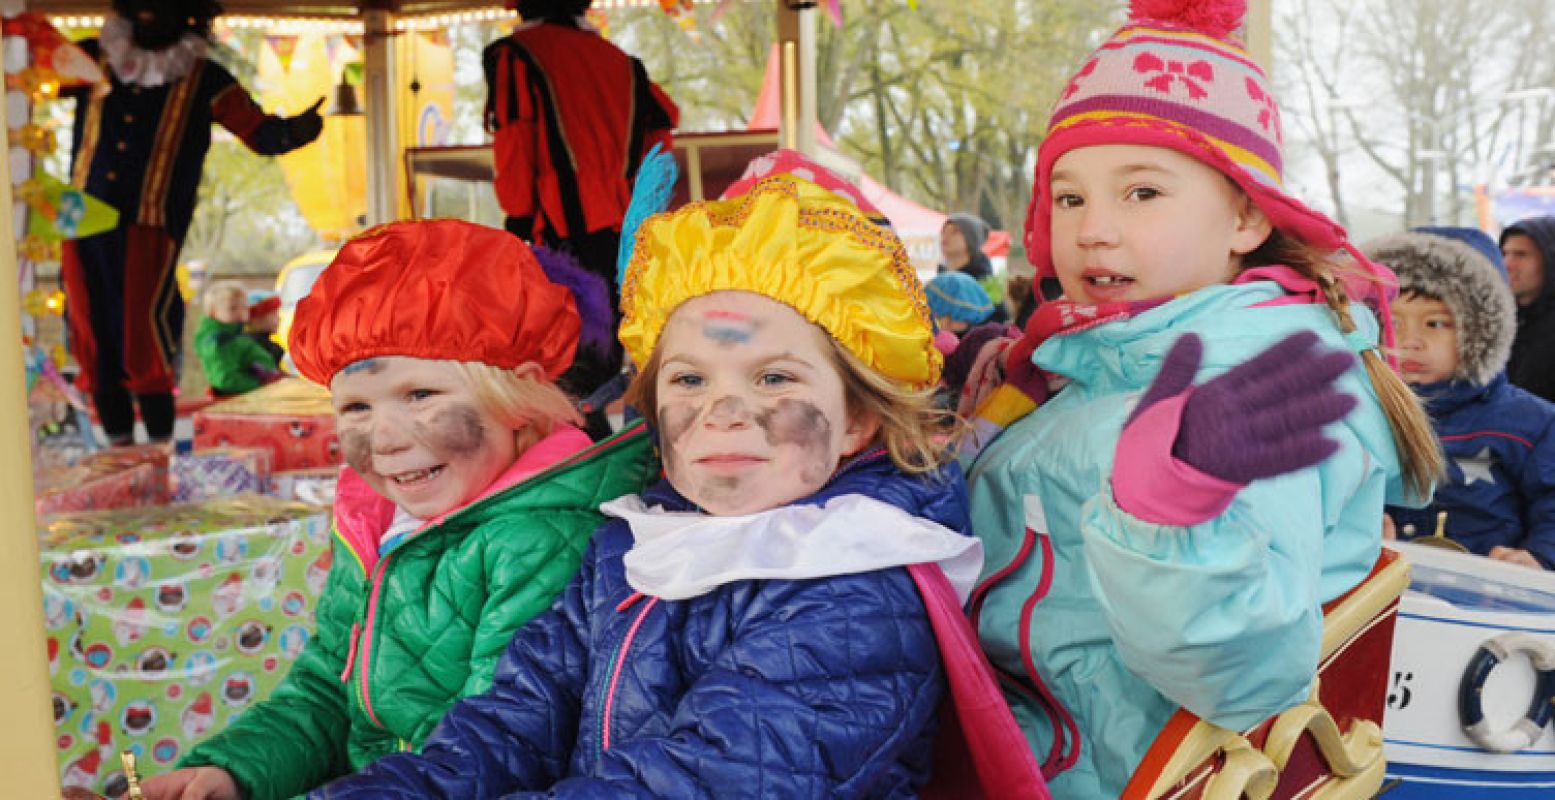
[
  {"left": 600, "top": 595, "right": 659, "bottom": 753},
  {"left": 339, "top": 622, "right": 361, "bottom": 683},
  {"left": 355, "top": 552, "right": 396, "bottom": 729},
  {"left": 1015, "top": 530, "right": 1082, "bottom": 777}
]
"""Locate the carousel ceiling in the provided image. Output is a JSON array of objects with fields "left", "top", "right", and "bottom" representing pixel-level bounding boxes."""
[{"left": 32, "top": 0, "right": 679, "bottom": 22}]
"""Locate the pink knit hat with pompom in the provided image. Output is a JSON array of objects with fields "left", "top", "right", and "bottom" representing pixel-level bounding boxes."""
[{"left": 1025, "top": 0, "right": 1380, "bottom": 290}]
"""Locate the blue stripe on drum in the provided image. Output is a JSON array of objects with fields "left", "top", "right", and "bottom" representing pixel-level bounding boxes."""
[{"left": 1385, "top": 761, "right": 1555, "bottom": 799}]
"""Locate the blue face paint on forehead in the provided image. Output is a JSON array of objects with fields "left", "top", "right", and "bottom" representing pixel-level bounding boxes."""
[{"left": 340, "top": 358, "right": 383, "bottom": 376}]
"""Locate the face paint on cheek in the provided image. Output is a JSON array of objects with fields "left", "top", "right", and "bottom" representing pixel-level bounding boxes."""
[
  {"left": 413, "top": 403, "right": 488, "bottom": 459},
  {"left": 700, "top": 311, "right": 759, "bottom": 348},
  {"left": 655, "top": 399, "right": 701, "bottom": 489},
  {"left": 755, "top": 399, "right": 836, "bottom": 485},
  {"left": 339, "top": 429, "right": 375, "bottom": 477}
]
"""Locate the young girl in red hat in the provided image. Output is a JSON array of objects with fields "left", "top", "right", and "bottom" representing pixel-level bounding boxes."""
[
  {"left": 964, "top": 1, "right": 1443, "bottom": 796},
  {"left": 139, "top": 219, "right": 657, "bottom": 800}
]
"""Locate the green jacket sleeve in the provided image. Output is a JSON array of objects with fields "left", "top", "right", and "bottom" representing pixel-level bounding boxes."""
[{"left": 178, "top": 538, "right": 359, "bottom": 800}]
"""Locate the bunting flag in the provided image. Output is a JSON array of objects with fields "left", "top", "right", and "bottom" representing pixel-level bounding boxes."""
[
  {"left": 265, "top": 35, "right": 298, "bottom": 74},
  {"left": 823, "top": 0, "right": 843, "bottom": 26},
  {"left": 2, "top": 12, "right": 102, "bottom": 86},
  {"left": 20, "top": 172, "right": 119, "bottom": 243}
]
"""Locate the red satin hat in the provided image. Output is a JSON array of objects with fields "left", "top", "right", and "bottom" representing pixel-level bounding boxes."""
[
  {"left": 288, "top": 219, "right": 581, "bottom": 385},
  {"left": 248, "top": 295, "right": 281, "bottom": 318}
]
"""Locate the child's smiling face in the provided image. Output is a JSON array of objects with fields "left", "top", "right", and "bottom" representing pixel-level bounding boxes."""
[
  {"left": 654, "top": 292, "right": 878, "bottom": 516},
  {"left": 1048, "top": 144, "right": 1272, "bottom": 305},
  {"left": 330, "top": 356, "right": 517, "bottom": 519}
]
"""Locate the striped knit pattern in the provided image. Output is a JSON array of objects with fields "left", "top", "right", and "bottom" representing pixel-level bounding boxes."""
[{"left": 1050, "top": 22, "right": 1282, "bottom": 189}]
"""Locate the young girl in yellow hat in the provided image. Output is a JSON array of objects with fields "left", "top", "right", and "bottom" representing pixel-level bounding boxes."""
[{"left": 305, "top": 156, "right": 1046, "bottom": 798}]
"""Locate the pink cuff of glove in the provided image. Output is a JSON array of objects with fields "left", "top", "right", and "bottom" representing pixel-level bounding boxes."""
[{"left": 1112, "top": 391, "right": 1245, "bottom": 526}]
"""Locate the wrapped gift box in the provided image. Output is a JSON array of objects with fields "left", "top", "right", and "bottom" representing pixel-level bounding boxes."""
[
  {"left": 42, "top": 496, "right": 332, "bottom": 797},
  {"left": 192, "top": 378, "right": 340, "bottom": 472},
  {"left": 36, "top": 444, "right": 170, "bottom": 518},
  {"left": 272, "top": 468, "right": 340, "bottom": 507},
  {"left": 170, "top": 447, "right": 274, "bottom": 503}
]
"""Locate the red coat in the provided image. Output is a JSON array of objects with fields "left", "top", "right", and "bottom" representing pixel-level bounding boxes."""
[{"left": 483, "top": 22, "right": 678, "bottom": 240}]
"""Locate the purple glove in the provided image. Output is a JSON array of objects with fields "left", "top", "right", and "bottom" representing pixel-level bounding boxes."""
[{"left": 1129, "top": 331, "right": 1357, "bottom": 485}]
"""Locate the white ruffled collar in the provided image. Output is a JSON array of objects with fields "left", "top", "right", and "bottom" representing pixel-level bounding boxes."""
[
  {"left": 100, "top": 16, "right": 207, "bottom": 88},
  {"left": 604, "top": 493, "right": 983, "bottom": 603}
]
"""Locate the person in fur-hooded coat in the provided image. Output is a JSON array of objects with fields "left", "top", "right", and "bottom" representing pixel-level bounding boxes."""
[{"left": 1366, "top": 228, "right": 1555, "bottom": 568}]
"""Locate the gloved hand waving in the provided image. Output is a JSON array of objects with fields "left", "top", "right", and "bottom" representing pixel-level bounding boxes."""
[
  {"left": 1130, "top": 331, "right": 1357, "bottom": 484},
  {"left": 1113, "top": 330, "right": 1358, "bottom": 526}
]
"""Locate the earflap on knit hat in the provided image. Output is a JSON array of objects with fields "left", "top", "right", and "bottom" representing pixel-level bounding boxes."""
[
  {"left": 1024, "top": 0, "right": 1357, "bottom": 285},
  {"left": 1362, "top": 231, "right": 1516, "bottom": 386}
]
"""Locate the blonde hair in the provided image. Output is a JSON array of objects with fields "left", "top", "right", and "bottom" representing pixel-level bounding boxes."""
[
  {"left": 625, "top": 338, "right": 956, "bottom": 476},
  {"left": 1243, "top": 233, "right": 1444, "bottom": 499},
  {"left": 452, "top": 361, "right": 583, "bottom": 454},
  {"left": 203, "top": 280, "right": 248, "bottom": 318}
]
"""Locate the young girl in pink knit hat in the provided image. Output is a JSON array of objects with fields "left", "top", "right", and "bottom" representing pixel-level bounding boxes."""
[{"left": 965, "top": 1, "right": 1442, "bottom": 796}]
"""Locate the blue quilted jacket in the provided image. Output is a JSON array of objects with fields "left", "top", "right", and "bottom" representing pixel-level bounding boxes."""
[
  {"left": 310, "top": 452, "right": 969, "bottom": 799},
  {"left": 1388, "top": 373, "right": 1555, "bottom": 566}
]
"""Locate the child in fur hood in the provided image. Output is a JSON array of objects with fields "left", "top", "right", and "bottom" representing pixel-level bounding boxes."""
[{"left": 1366, "top": 227, "right": 1555, "bottom": 569}]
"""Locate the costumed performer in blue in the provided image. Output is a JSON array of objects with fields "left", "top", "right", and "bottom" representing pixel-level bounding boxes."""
[{"left": 60, "top": 0, "right": 322, "bottom": 445}]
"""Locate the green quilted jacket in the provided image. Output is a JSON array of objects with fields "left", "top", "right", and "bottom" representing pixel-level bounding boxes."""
[{"left": 179, "top": 423, "right": 657, "bottom": 800}]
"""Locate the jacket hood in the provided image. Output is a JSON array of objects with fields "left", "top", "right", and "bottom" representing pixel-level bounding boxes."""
[
  {"left": 1362, "top": 231, "right": 1516, "bottom": 386},
  {"left": 1501, "top": 216, "right": 1555, "bottom": 318}
]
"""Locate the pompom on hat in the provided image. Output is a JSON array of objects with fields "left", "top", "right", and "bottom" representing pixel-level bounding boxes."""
[
  {"left": 1025, "top": 0, "right": 1378, "bottom": 283},
  {"left": 619, "top": 153, "right": 940, "bottom": 390},
  {"left": 289, "top": 219, "right": 583, "bottom": 385}
]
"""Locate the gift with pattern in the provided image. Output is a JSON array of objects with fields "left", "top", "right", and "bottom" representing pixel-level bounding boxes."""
[
  {"left": 192, "top": 377, "right": 340, "bottom": 472},
  {"left": 170, "top": 447, "right": 273, "bottom": 503},
  {"left": 41, "top": 496, "right": 331, "bottom": 798},
  {"left": 36, "top": 443, "right": 171, "bottom": 518}
]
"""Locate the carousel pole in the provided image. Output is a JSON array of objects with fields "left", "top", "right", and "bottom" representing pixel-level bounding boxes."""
[
  {"left": 0, "top": 3, "right": 65, "bottom": 795},
  {"left": 775, "top": 0, "right": 817, "bottom": 157},
  {"left": 362, "top": 6, "right": 400, "bottom": 225},
  {"left": 1245, "top": 0, "right": 1273, "bottom": 72}
]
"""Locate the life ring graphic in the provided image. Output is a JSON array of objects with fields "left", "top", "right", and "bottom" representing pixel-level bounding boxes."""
[{"left": 1458, "top": 631, "right": 1555, "bottom": 753}]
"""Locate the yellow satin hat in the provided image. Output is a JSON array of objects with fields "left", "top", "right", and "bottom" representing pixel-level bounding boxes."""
[{"left": 618, "top": 173, "right": 941, "bottom": 389}]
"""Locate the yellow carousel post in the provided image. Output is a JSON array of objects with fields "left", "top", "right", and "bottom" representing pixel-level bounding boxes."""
[{"left": 0, "top": 20, "right": 64, "bottom": 795}]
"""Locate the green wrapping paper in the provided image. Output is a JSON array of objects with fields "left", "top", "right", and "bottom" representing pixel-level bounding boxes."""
[{"left": 41, "top": 497, "right": 332, "bottom": 797}]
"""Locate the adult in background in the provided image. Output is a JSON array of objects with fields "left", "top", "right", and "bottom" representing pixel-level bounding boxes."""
[
  {"left": 60, "top": 0, "right": 321, "bottom": 445},
  {"left": 483, "top": 0, "right": 679, "bottom": 436},
  {"left": 940, "top": 213, "right": 1009, "bottom": 323},
  {"left": 1500, "top": 216, "right": 1555, "bottom": 402}
]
